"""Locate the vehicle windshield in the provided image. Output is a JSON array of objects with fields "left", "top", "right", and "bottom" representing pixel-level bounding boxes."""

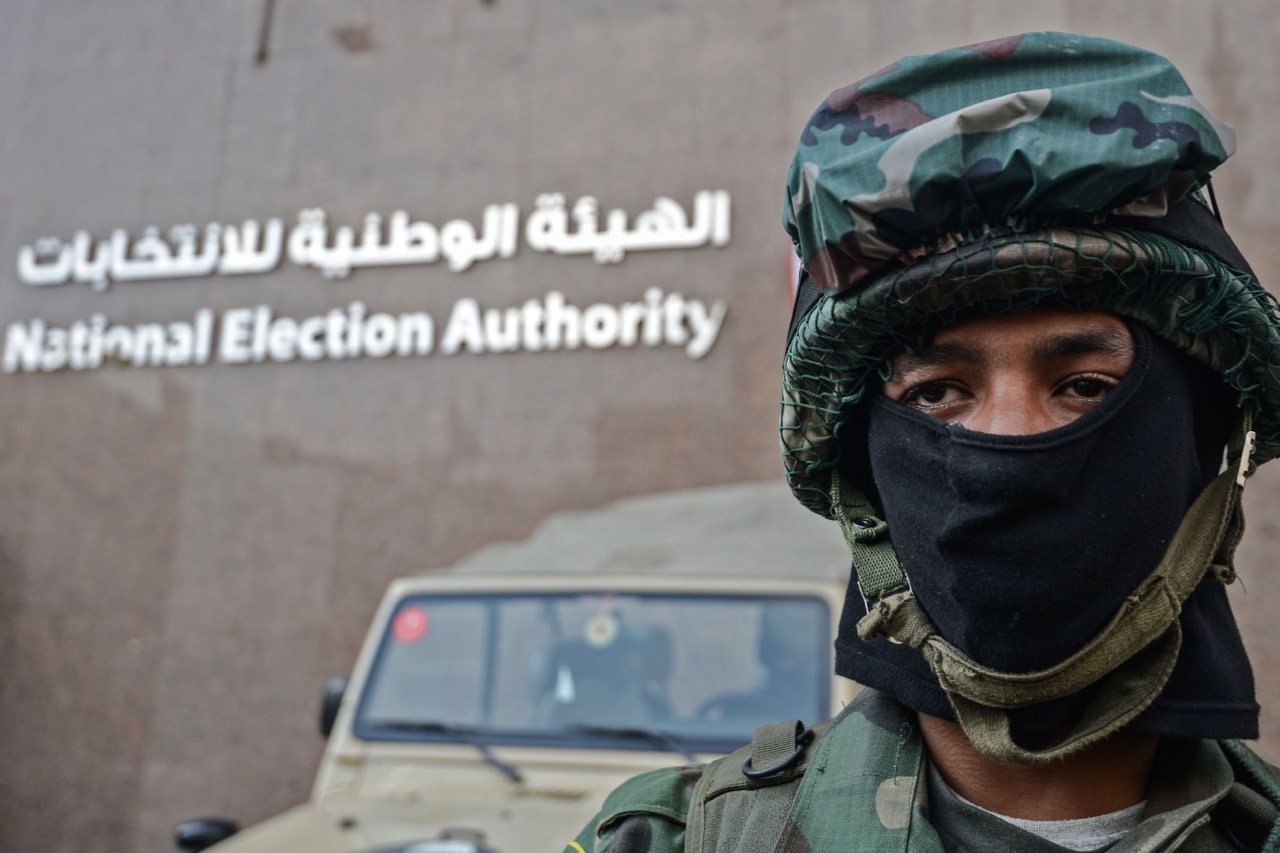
[{"left": 353, "top": 590, "right": 832, "bottom": 754}]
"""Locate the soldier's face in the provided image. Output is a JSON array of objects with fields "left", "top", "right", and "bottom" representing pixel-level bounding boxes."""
[{"left": 882, "top": 308, "right": 1135, "bottom": 436}]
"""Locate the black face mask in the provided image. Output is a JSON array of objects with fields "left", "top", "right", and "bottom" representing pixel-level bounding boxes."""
[{"left": 834, "top": 322, "right": 1258, "bottom": 742}]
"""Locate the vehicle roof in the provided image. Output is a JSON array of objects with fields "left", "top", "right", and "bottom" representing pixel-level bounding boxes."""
[{"left": 438, "top": 480, "right": 851, "bottom": 583}]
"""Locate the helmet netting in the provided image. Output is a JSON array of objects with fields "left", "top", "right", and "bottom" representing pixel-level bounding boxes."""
[{"left": 782, "top": 227, "right": 1280, "bottom": 517}]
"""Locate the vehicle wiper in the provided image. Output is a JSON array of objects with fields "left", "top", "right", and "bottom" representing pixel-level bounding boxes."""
[
  {"left": 377, "top": 721, "right": 523, "bottom": 783},
  {"left": 566, "top": 724, "right": 700, "bottom": 764}
]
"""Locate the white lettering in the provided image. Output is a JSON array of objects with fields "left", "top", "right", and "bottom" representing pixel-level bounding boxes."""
[
  {"left": 297, "top": 316, "right": 326, "bottom": 361},
  {"left": 396, "top": 313, "right": 433, "bottom": 356},
  {"left": 440, "top": 299, "right": 484, "bottom": 355},
  {"left": 220, "top": 308, "right": 255, "bottom": 364},
  {"left": 18, "top": 192, "right": 732, "bottom": 288},
  {"left": 165, "top": 321, "right": 197, "bottom": 366},
  {"left": 42, "top": 327, "right": 68, "bottom": 371},
  {"left": 483, "top": 307, "right": 521, "bottom": 354},
  {"left": 267, "top": 317, "right": 299, "bottom": 362},
  {"left": 362, "top": 313, "right": 398, "bottom": 358},
  {"left": 194, "top": 309, "right": 213, "bottom": 365},
  {"left": 4, "top": 320, "right": 45, "bottom": 373},
  {"left": 544, "top": 291, "right": 581, "bottom": 351},
  {"left": 520, "top": 299, "right": 545, "bottom": 352},
  {"left": 68, "top": 320, "right": 91, "bottom": 370},
  {"left": 133, "top": 324, "right": 168, "bottom": 367},
  {"left": 3, "top": 289, "right": 725, "bottom": 373},
  {"left": 642, "top": 287, "right": 664, "bottom": 346},
  {"left": 86, "top": 314, "right": 107, "bottom": 368},
  {"left": 251, "top": 305, "right": 272, "bottom": 363},
  {"left": 581, "top": 304, "right": 620, "bottom": 350},
  {"left": 103, "top": 326, "right": 133, "bottom": 363},
  {"left": 686, "top": 300, "right": 728, "bottom": 359},
  {"left": 324, "top": 308, "right": 346, "bottom": 360},
  {"left": 662, "top": 292, "right": 688, "bottom": 347},
  {"left": 346, "top": 301, "right": 366, "bottom": 358},
  {"left": 617, "top": 301, "right": 645, "bottom": 348}
]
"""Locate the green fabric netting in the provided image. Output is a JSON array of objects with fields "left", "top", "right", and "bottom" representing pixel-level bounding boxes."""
[{"left": 781, "top": 227, "right": 1280, "bottom": 518}]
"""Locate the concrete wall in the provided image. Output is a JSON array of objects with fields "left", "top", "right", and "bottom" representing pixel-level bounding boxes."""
[{"left": 0, "top": 2, "right": 1277, "bottom": 850}]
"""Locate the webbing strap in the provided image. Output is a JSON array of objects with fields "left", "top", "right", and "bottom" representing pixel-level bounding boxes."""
[
  {"left": 685, "top": 718, "right": 834, "bottom": 853},
  {"left": 745, "top": 721, "right": 808, "bottom": 778},
  {"left": 835, "top": 408, "right": 1256, "bottom": 763},
  {"left": 830, "top": 472, "right": 905, "bottom": 602},
  {"left": 949, "top": 626, "right": 1183, "bottom": 762}
]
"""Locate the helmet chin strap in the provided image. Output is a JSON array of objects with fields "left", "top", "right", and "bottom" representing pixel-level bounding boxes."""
[{"left": 833, "top": 406, "right": 1256, "bottom": 764}]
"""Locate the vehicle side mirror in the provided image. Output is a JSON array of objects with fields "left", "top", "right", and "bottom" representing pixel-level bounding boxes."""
[
  {"left": 320, "top": 676, "right": 348, "bottom": 737},
  {"left": 174, "top": 817, "right": 239, "bottom": 852}
]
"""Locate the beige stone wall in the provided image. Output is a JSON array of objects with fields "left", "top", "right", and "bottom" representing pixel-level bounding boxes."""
[{"left": 0, "top": 2, "right": 1277, "bottom": 850}]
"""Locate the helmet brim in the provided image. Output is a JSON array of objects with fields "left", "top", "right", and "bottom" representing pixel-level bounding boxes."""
[{"left": 782, "top": 214, "right": 1280, "bottom": 517}]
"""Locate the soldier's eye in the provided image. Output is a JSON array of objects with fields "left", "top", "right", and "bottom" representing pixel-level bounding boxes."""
[
  {"left": 1060, "top": 375, "right": 1116, "bottom": 400},
  {"left": 900, "top": 382, "right": 963, "bottom": 409}
]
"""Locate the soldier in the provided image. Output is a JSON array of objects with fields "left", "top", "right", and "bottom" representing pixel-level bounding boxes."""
[{"left": 567, "top": 32, "right": 1280, "bottom": 852}]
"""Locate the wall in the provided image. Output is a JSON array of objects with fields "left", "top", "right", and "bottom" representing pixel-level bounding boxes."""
[{"left": 0, "top": 2, "right": 1277, "bottom": 850}]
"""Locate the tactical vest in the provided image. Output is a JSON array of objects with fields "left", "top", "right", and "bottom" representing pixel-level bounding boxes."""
[
  {"left": 583, "top": 691, "right": 1280, "bottom": 853},
  {"left": 683, "top": 694, "right": 1280, "bottom": 853}
]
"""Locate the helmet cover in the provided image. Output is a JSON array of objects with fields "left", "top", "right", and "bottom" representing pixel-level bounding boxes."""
[{"left": 781, "top": 31, "right": 1280, "bottom": 516}]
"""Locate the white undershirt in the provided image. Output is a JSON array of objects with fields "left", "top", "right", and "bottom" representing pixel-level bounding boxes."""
[{"left": 954, "top": 788, "right": 1147, "bottom": 851}]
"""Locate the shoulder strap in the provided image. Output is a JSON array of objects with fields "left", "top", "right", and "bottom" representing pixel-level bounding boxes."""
[
  {"left": 1216, "top": 740, "right": 1280, "bottom": 851},
  {"left": 685, "top": 719, "right": 831, "bottom": 853}
]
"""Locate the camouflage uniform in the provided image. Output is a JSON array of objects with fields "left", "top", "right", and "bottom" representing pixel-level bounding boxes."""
[
  {"left": 565, "top": 690, "right": 1279, "bottom": 852},
  {"left": 570, "top": 31, "right": 1280, "bottom": 852}
]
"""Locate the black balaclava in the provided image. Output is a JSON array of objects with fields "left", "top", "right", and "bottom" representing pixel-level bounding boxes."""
[{"left": 834, "top": 321, "right": 1258, "bottom": 744}]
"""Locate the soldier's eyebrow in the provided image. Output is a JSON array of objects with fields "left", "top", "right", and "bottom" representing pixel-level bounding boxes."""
[
  {"left": 887, "top": 324, "right": 1133, "bottom": 384},
  {"left": 1031, "top": 326, "right": 1134, "bottom": 361},
  {"left": 890, "top": 341, "right": 983, "bottom": 379}
]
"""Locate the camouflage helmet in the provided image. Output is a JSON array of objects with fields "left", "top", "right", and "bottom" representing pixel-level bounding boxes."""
[{"left": 781, "top": 31, "right": 1280, "bottom": 518}]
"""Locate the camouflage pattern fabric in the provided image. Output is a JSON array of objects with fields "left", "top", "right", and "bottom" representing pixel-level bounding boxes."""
[
  {"left": 783, "top": 31, "right": 1233, "bottom": 295},
  {"left": 566, "top": 763, "right": 698, "bottom": 853},
  {"left": 779, "top": 32, "right": 1280, "bottom": 518},
  {"left": 565, "top": 690, "right": 1280, "bottom": 852}
]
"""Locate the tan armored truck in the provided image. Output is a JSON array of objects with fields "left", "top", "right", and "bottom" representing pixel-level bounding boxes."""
[{"left": 175, "top": 481, "right": 857, "bottom": 853}]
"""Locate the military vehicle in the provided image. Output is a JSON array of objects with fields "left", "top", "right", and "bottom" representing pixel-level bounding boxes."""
[{"left": 175, "top": 481, "right": 856, "bottom": 852}]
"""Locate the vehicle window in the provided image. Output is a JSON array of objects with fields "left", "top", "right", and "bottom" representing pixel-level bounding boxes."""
[{"left": 353, "top": 592, "right": 831, "bottom": 753}]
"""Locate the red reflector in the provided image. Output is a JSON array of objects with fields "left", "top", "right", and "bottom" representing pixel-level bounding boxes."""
[{"left": 392, "top": 606, "right": 430, "bottom": 644}]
